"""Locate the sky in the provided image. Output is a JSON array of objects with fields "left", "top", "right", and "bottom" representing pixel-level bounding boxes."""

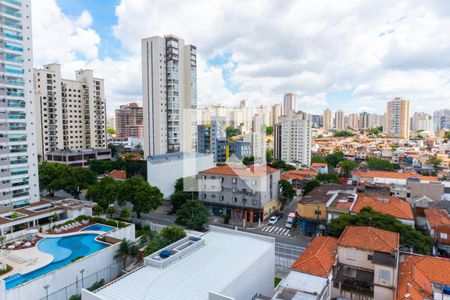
[{"left": 32, "top": 0, "right": 450, "bottom": 116}]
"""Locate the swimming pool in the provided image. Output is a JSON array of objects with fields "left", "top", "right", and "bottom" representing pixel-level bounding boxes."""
[
  {"left": 4, "top": 233, "right": 109, "bottom": 289},
  {"left": 81, "top": 223, "right": 115, "bottom": 232}
]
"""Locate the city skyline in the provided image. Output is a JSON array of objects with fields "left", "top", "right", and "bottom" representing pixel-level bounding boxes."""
[{"left": 31, "top": 0, "right": 450, "bottom": 115}]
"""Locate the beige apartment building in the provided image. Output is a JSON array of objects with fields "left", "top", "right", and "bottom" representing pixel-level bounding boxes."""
[
  {"left": 323, "top": 108, "right": 332, "bottom": 130},
  {"left": 115, "top": 102, "right": 143, "bottom": 138},
  {"left": 34, "top": 64, "right": 107, "bottom": 159},
  {"left": 384, "top": 97, "right": 410, "bottom": 139}
]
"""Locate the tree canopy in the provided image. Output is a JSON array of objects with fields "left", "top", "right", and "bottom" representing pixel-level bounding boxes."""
[
  {"left": 328, "top": 207, "right": 432, "bottom": 254},
  {"left": 302, "top": 179, "right": 321, "bottom": 196},
  {"left": 119, "top": 177, "right": 163, "bottom": 218},
  {"left": 242, "top": 156, "right": 255, "bottom": 166},
  {"left": 338, "top": 160, "right": 359, "bottom": 177},
  {"left": 325, "top": 152, "right": 345, "bottom": 168},
  {"left": 226, "top": 126, "right": 240, "bottom": 139},
  {"left": 279, "top": 180, "right": 296, "bottom": 200},
  {"left": 270, "top": 159, "right": 296, "bottom": 171},
  {"left": 311, "top": 156, "right": 326, "bottom": 164},
  {"left": 334, "top": 130, "right": 355, "bottom": 137},
  {"left": 175, "top": 200, "right": 210, "bottom": 231},
  {"left": 367, "top": 158, "right": 395, "bottom": 171},
  {"left": 316, "top": 173, "right": 341, "bottom": 184},
  {"left": 86, "top": 176, "right": 120, "bottom": 210},
  {"left": 265, "top": 126, "right": 273, "bottom": 135}
]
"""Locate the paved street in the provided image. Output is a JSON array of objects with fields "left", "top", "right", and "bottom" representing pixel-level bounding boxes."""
[{"left": 260, "top": 225, "right": 292, "bottom": 237}]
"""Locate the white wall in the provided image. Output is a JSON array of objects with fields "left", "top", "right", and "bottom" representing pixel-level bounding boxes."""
[
  {"left": 2, "top": 242, "right": 119, "bottom": 300},
  {"left": 107, "top": 224, "right": 136, "bottom": 242},
  {"left": 220, "top": 242, "right": 275, "bottom": 299}
]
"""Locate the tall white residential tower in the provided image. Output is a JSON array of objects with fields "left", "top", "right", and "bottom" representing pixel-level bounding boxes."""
[
  {"left": 142, "top": 35, "right": 197, "bottom": 157},
  {"left": 0, "top": 0, "right": 39, "bottom": 206}
]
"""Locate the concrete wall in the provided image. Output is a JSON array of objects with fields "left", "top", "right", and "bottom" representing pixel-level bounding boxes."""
[
  {"left": 338, "top": 246, "right": 374, "bottom": 270},
  {"left": 220, "top": 241, "right": 275, "bottom": 300},
  {"left": 107, "top": 223, "right": 136, "bottom": 242},
  {"left": 3, "top": 242, "right": 119, "bottom": 300}
]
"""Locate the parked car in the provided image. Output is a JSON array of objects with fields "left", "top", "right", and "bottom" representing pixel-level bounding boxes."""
[
  {"left": 268, "top": 216, "right": 279, "bottom": 225},
  {"left": 285, "top": 212, "right": 296, "bottom": 229}
]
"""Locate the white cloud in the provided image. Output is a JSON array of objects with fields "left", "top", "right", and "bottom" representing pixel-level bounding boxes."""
[{"left": 33, "top": 0, "right": 450, "bottom": 115}]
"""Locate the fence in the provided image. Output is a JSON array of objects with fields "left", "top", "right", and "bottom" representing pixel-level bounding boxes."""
[
  {"left": 39, "top": 259, "right": 122, "bottom": 300},
  {"left": 275, "top": 242, "right": 304, "bottom": 276},
  {"left": 130, "top": 218, "right": 167, "bottom": 232}
]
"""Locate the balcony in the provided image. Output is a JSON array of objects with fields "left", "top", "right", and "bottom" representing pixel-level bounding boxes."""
[{"left": 334, "top": 265, "right": 374, "bottom": 298}]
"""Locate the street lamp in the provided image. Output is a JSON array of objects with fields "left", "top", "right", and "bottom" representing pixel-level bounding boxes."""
[
  {"left": 80, "top": 269, "right": 85, "bottom": 288},
  {"left": 43, "top": 285, "right": 49, "bottom": 300}
]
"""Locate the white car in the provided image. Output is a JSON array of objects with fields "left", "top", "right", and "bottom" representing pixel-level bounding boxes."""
[{"left": 268, "top": 216, "right": 279, "bottom": 225}]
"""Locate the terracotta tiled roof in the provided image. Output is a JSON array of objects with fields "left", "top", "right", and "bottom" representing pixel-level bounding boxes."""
[
  {"left": 200, "top": 164, "right": 279, "bottom": 177},
  {"left": 397, "top": 254, "right": 450, "bottom": 300},
  {"left": 281, "top": 170, "right": 317, "bottom": 181},
  {"left": 311, "top": 163, "right": 327, "bottom": 168},
  {"left": 107, "top": 169, "right": 127, "bottom": 180},
  {"left": 338, "top": 226, "right": 399, "bottom": 254},
  {"left": 424, "top": 208, "right": 450, "bottom": 228},
  {"left": 351, "top": 194, "right": 414, "bottom": 220},
  {"left": 291, "top": 236, "right": 337, "bottom": 278},
  {"left": 353, "top": 170, "right": 438, "bottom": 181}
]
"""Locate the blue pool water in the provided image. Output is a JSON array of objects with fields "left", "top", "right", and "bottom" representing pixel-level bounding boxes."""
[
  {"left": 81, "top": 223, "right": 115, "bottom": 232},
  {"left": 4, "top": 234, "right": 108, "bottom": 289}
]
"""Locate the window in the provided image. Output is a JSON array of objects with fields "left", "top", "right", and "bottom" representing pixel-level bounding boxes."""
[
  {"left": 233, "top": 197, "right": 237, "bottom": 203},
  {"left": 232, "top": 178, "right": 237, "bottom": 184},
  {"left": 346, "top": 250, "right": 356, "bottom": 261},
  {"left": 368, "top": 254, "right": 373, "bottom": 261},
  {"left": 378, "top": 270, "right": 390, "bottom": 283},
  {"left": 440, "top": 233, "right": 448, "bottom": 240}
]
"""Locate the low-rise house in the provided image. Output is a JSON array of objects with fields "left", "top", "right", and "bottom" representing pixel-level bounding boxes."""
[
  {"left": 311, "top": 163, "right": 328, "bottom": 174},
  {"left": 332, "top": 226, "right": 400, "bottom": 300},
  {"left": 273, "top": 236, "right": 338, "bottom": 300},
  {"left": 351, "top": 194, "right": 415, "bottom": 227},
  {"left": 106, "top": 169, "right": 127, "bottom": 181},
  {"left": 353, "top": 170, "right": 438, "bottom": 187},
  {"left": 298, "top": 184, "right": 355, "bottom": 236},
  {"left": 281, "top": 169, "right": 317, "bottom": 189},
  {"left": 326, "top": 190, "right": 358, "bottom": 224},
  {"left": 45, "top": 149, "right": 111, "bottom": 167},
  {"left": 397, "top": 254, "right": 450, "bottom": 300},
  {"left": 198, "top": 164, "right": 281, "bottom": 222},
  {"left": 424, "top": 208, "right": 450, "bottom": 256}
]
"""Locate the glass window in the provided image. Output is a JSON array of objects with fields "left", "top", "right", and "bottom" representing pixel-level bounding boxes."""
[{"left": 346, "top": 250, "right": 356, "bottom": 261}]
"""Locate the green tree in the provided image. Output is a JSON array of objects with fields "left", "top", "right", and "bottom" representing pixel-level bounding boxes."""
[
  {"left": 39, "top": 162, "right": 63, "bottom": 196},
  {"left": 266, "top": 148, "right": 274, "bottom": 163},
  {"left": 316, "top": 173, "right": 340, "bottom": 184},
  {"left": 242, "top": 156, "right": 255, "bottom": 166},
  {"left": 325, "top": 151, "right": 345, "bottom": 168},
  {"left": 108, "top": 143, "right": 118, "bottom": 157},
  {"left": 170, "top": 191, "right": 191, "bottom": 214},
  {"left": 265, "top": 126, "right": 273, "bottom": 135},
  {"left": 367, "top": 158, "right": 394, "bottom": 171},
  {"left": 270, "top": 159, "right": 296, "bottom": 171},
  {"left": 428, "top": 156, "right": 442, "bottom": 171},
  {"left": 116, "top": 239, "right": 134, "bottom": 268},
  {"left": 106, "top": 206, "right": 116, "bottom": 218},
  {"left": 176, "top": 200, "right": 210, "bottom": 231},
  {"left": 159, "top": 225, "right": 186, "bottom": 245},
  {"left": 311, "top": 156, "right": 326, "bottom": 163},
  {"left": 302, "top": 179, "right": 321, "bottom": 196},
  {"left": 445, "top": 131, "right": 450, "bottom": 140},
  {"left": 334, "top": 130, "right": 355, "bottom": 137},
  {"left": 338, "top": 160, "right": 359, "bottom": 177},
  {"left": 279, "top": 180, "right": 296, "bottom": 200},
  {"left": 226, "top": 126, "right": 240, "bottom": 139},
  {"left": 171, "top": 177, "right": 197, "bottom": 213},
  {"left": 107, "top": 128, "right": 116, "bottom": 135},
  {"left": 93, "top": 205, "right": 103, "bottom": 215},
  {"left": 328, "top": 207, "right": 432, "bottom": 254},
  {"left": 120, "top": 208, "right": 131, "bottom": 220},
  {"left": 86, "top": 176, "right": 120, "bottom": 210},
  {"left": 119, "top": 178, "right": 163, "bottom": 218},
  {"left": 68, "top": 167, "right": 97, "bottom": 198}
]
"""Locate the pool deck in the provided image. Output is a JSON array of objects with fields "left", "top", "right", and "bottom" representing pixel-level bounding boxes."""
[
  {"left": 0, "top": 227, "right": 114, "bottom": 279},
  {"left": 0, "top": 247, "right": 53, "bottom": 279}
]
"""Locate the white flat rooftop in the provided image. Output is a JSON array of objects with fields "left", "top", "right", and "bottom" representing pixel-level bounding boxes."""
[{"left": 90, "top": 226, "right": 274, "bottom": 300}]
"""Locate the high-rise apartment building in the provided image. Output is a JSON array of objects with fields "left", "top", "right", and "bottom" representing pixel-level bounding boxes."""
[
  {"left": 412, "top": 112, "right": 433, "bottom": 133},
  {"left": 34, "top": 64, "right": 107, "bottom": 158},
  {"left": 271, "top": 104, "right": 282, "bottom": 126},
  {"left": 359, "top": 112, "right": 370, "bottom": 129},
  {"left": 347, "top": 113, "right": 359, "bottom": 130},
  {"left": 384, "top": 97, "right": 410, "bottom": 139},
  {"left": 283, "top": 93, "right": 297, "bottom": 115},
  {"left": 334, "top": 110, "right": 345, "bottom": 130},
  {"left": 274, "top": 110, "right": 312, "bottom": 166},
  {"left": 141, "top": 35, "right": 197, "bottom": 157},
  {"left": 0, "top": 0, "right": 39, "bottom": 207},
  {"left": 433, "top": 109, "right": 450, "bottom": 131},
  {"left": 311, "top": 114, "right": 323, "bottom": 128},
  {"left": 369, "top": 113, "right": 384, "bottom": 128},
  {"left": 115, "top": 102, "right": 143, "bottom": 138},
  {"left": 323, "top": 108, "right": 332, "bottom": 130}
]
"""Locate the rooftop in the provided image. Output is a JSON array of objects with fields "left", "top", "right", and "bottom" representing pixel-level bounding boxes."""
[
  {"left": 281, "top": 169, "right": 317, "bottom": 181},
  {"left": 338, "top": 226, "right": 400, "bottom": 254},
  {"left": 353, "top": 170, "right": 438, "bottom": 181},
  {"left": 106, "top": 169, "right": 127, "bottom": 180},
  {"left": 351, "top": 194, "right": 414, "bottom": 220},
  {"left": 148, "top": 151, "right": 212, "bottom": 164},
  {"left": 200, "top": 164, "right": 279, "bottom": 177},
  {"left": 424, "top": 208, "right": 450, "bottom": 228},
  {"left": 91, "top": 226, "right": 274, "bottom": 300},
  {"left": 397, "top": 254, "right": 450, "bottom": 300},
  {"left": 290, "top": 236, "right": 337, "bottom": 278},
  {"left": 300, "top": 184, "right": 354, "bottom": 205}
]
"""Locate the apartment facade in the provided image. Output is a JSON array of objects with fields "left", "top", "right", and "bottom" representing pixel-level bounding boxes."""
[
  {"left": 384, "top": 97, "right": 410, "bottom": 139},
  {"left": 141, "top": 35, "right": 197, "bottom": 157},
  {"left": 334, "top": 110, "right": 345, "bottom": 130},
  {"left": 274, "top": 110, "right": 312, "bottom": 166},
  {"left": 34, "top": 64, "right": 107, "bottom": 158},
  {"left": 198, "top": 164, "right": 281, "bottom": 222},
  {"left": 412, "top": 112, "right": 433, "bottom": 133},
  {"left": 323, "top": 108, "right": 332, "bottom": 130},
  {"left": 0, "top": 0, "right": 39, "bottom": 207},
  {"left": 115, "top": 102, "right": 143, "bottom": 138},
  {"left": 271, "top": 104, "right": 282, "bottom": 126},
  {"left": 433, "top": 109, "right": 450, "bottom": 131},
  {"left": 332, "top": 226, "right": 400, "bottom": 300},
  {"left": 283, "top": 92, "right": 297, "bottom": 115},
  {"left": 359, "top": 112, "right": 370, "bottom": 130},
  {"left": 347, "top": 113, "right": 359, "bottom": 130}
]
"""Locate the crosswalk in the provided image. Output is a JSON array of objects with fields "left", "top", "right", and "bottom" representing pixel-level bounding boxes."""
[{"left": 261, "top": 225, "right": 291, "bottom": 236}]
